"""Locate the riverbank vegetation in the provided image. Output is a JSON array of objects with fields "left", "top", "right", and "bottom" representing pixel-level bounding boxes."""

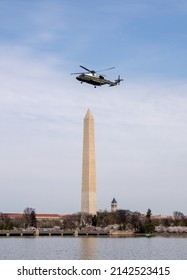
[{"left": 1, "top": 208, "right": 187, "bottom": 234}]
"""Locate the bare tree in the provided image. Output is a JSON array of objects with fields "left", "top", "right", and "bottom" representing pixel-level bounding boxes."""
[{"left": 23, "top": 207, "right": 37, "bottom": 228}]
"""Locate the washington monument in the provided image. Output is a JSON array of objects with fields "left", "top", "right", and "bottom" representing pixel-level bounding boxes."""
[{"left": 81, "top": 109, "right": 96, "bottom": 215}]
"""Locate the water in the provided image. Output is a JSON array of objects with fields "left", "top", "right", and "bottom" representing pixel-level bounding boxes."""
[{"left": 0, "top": 236, "right": 187, "bottom": 260}]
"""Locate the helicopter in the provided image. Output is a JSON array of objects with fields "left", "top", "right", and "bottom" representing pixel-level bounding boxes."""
[{"left": 71, "top": 65, "right": 123, "bottom": 88}]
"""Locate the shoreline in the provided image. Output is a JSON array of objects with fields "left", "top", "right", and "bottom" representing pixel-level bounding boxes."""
[{"left": 1, "top": 229, "right": 187, "bottom": 237}]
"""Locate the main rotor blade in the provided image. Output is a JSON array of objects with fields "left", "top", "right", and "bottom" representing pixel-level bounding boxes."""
[
  {"left": 97, "top": 67, "right": 115, "bottom": 73},
  {"left": 71, "top": 72, "right": 84, "bottom": 75},
  {"left": 80, "top": 65, "right": 91, "bottom": 72}
]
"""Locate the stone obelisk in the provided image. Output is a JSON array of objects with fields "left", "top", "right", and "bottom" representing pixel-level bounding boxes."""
[{"left": 81, "top": 109, "right": 96, "bottom": 215}]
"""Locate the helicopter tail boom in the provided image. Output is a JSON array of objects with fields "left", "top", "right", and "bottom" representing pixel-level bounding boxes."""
[{"left": 109, "top": 75, "right": 123, "bottom": 87}]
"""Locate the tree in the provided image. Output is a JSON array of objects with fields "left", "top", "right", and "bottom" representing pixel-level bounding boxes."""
[
  {"left": 30, "top": 210, "right": 37, "bottom": 227},
  {"left": 91, "top": 215, "right": 97, "bottom": 227},
  {"left": 116, "top": 210, "right": 129, "bottom": 225},
  {"left": 173, "top": 211, "right": 184, "bottom": 219},
  {"left": 96, "top": 211, "right": 118, "bottom": 227},
  {"left": 146, "top": 208, "right": 152, "bottom": 221},
  {"left": 80, "top": 213, "right": 93, "bottom": 228},
  {"left": 130, "top": 213, "right": 141, "bottom": 231},
  {"left": 173, "top": 211, "right": 185, "bottom": 226},
  {"left": 13, "top": 216, "right": 26, "bottom": 228},
  {"left": 144, "top": 221, "right": 155, "bottom": 234},
  {"left": 138, "top": 209, "right": 155, "bottom": 234},
  {"left": 0, "top": 213, "right": 13, "bottom": 230},
  {"left": 23, "top": 207, "right": 37, "bottom": 228}
]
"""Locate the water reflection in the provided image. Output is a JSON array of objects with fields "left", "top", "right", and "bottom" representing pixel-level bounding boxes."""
[{"left": 80, "top": 237, "right": 97, "bottom": 259}]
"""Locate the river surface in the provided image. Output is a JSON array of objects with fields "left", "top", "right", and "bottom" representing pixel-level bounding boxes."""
[{"left": 0, "top": 236, "right": 187, "bottom": 260}]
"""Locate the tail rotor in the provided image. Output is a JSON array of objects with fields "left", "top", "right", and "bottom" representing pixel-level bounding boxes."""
[{"left": 116, "top": 75, "right": 123, "bottom": 85}]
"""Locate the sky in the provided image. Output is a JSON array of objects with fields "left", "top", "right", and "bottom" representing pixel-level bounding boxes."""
[{"left": 0, "top": 0, "right": 187, "bottom": 216}]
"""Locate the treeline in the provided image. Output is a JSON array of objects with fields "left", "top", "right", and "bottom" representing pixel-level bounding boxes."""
[
  {"left": 152, "top": 211, "right": 187, "bottom": 227},
  {"left": 64, "top": 209, "right": 155, "bottom": 234},
  {"left": 61, "top": 209, "right": 187, "bottom": 233},
  {"left": 0, "top": 207, "right": 37, "bottom": 230},
  {"left": 1, "top": 208, "right": 187, "bottom": 233}
]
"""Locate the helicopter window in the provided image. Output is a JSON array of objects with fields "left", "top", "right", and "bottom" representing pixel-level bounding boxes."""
[{"left": 99, "top": 75, "right": 104, "bottom": 79}]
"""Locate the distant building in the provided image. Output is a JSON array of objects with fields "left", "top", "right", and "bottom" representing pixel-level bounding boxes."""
[
  {"left": 111, "top": 198, "right": 117, "bottom": 212},
  {"left": 3, "top": 213, "right": 64, "bottom": 221}
]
